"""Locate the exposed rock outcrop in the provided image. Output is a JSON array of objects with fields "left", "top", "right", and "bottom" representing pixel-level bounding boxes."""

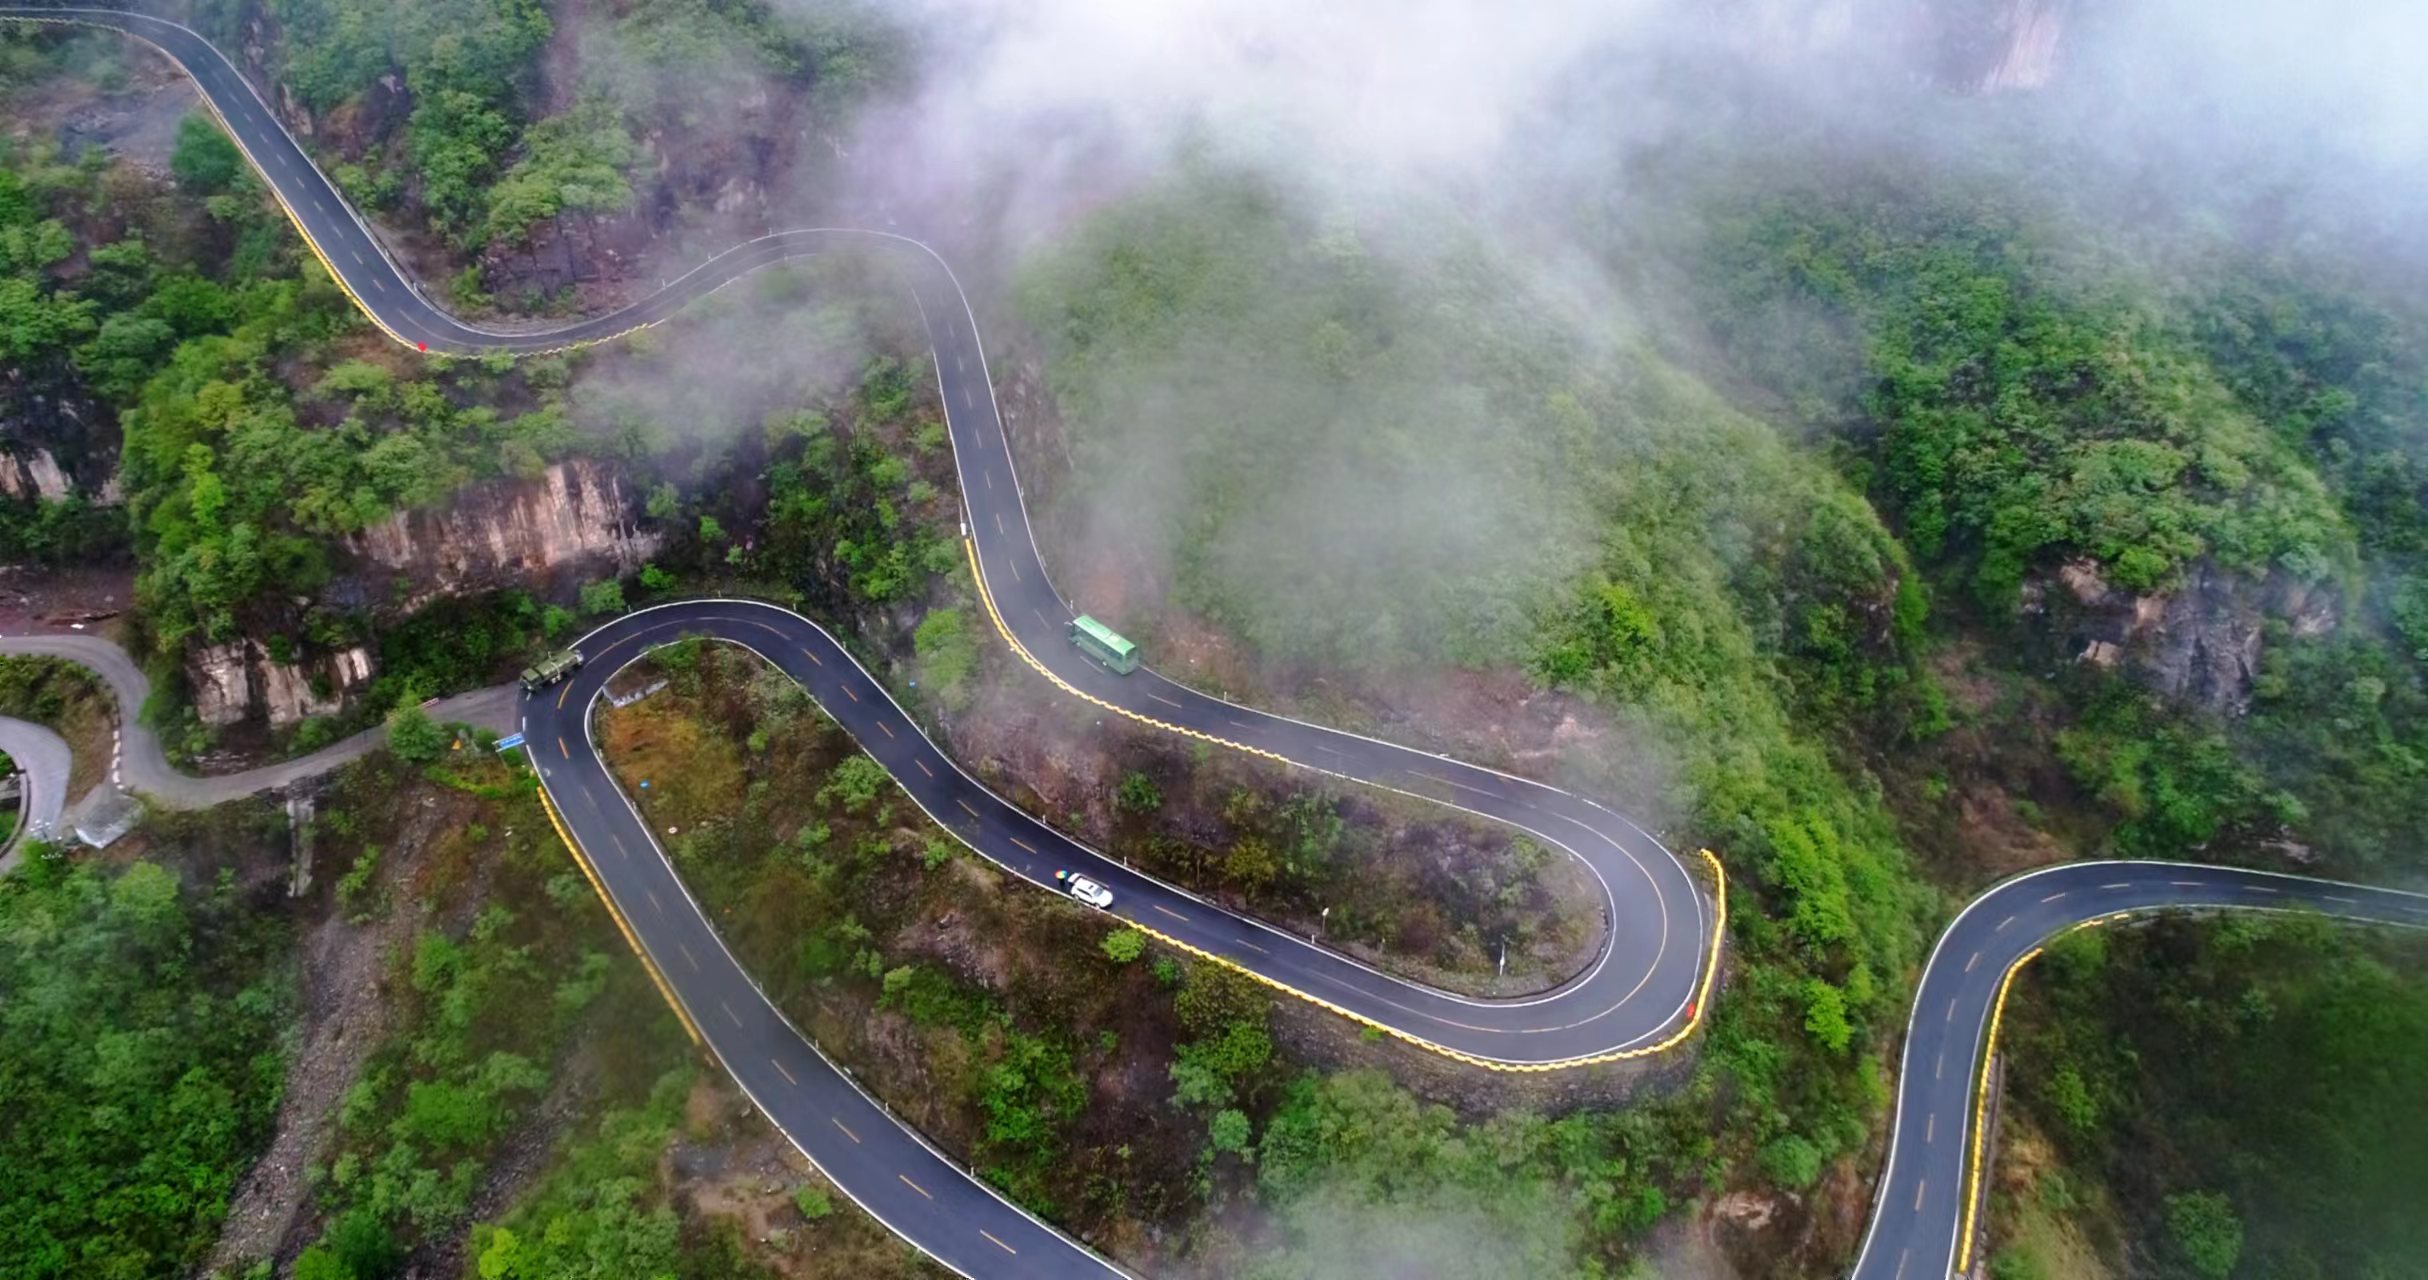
[
  {"left": 0, "top": 448, "right": 74, "bottom": 501},
  {"left": 190, "top": 641, "right": 374, "bottom": 728},
  {"left": 340, "top": 459, "right": 659, "bottom": 614},
  {"left": 1, "top": 362, "right": 121, "bottom": 500},
  {"left": 2033, "top": 557, "right": 2341, "bottom": 715},
  {"left": 191, "top": 641, "right": 254, "bottom": 727}
]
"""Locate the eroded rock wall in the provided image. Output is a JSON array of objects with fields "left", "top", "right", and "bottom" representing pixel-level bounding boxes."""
[{"left": 341, "top": 458, "right": 660, "bottom": 614}]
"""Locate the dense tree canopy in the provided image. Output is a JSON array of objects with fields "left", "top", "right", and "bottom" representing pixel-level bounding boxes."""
[{"left": 0, "top": 858, "right": 293, "bottom": 1280}]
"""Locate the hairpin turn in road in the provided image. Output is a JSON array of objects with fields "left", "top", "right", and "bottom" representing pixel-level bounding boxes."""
[{"left": 6, "top": 9, "right": 2422, "bottom": 1280}]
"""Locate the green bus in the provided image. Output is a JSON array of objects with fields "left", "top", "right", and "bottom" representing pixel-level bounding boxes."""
[{"left": 1067, "top": 615, "right": 1139, "bottom": 674}]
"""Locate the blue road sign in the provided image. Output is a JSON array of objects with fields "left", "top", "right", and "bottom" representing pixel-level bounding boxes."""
[{"left": 495, "top": 732, "right": 526, "bottom": 751}]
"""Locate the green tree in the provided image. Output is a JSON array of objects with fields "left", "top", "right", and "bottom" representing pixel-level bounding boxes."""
[
  {"left": 1209, "top": 1107, "right": 1253, "bottom": 1155},
  {"left": 1101, "top": 928, "right": 1146, "bottom": 964},
  {"left": 2166, "top": 1191, "right": 2243, "bottom": 1280},
  {"left": 169, "top": 114, "right": 242, "bottom": 192},
  {"left": 579, "top": 578, "right": 628, "bottom": 616},
  {"left": 1116, "top": 770, "right": 1163, "bottom": 815},
  {"left": 386, "top": 705, "right": 449, "bottom": 764}
]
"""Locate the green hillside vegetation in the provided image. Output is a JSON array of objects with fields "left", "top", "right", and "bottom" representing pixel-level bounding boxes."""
[
  {"left": 239, "top": 0, "right": 901, "bottom": 251},
  {"left": 1019, "top": 160, "right": 1943, "bottom": 1210},
  {"left": 0, "top": 856, "right": 294, "bottom": 1280},
  {"left": 1698, "top": 164, "right": 2428, "bottom": 876},
  {"left": 282, "top": 751, "right": 695, "bottom": 1280},
  {"left": 2000, "top": 916, "right": 2428, "bottom": 1280}
]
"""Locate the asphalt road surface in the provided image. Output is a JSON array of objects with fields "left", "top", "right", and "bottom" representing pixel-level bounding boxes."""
[
  {"left": 10, "top": 8, "right": 2426, "bottom": 1278},
  {"left": 0, "top": 714, "right": 71, "bottom": 868}
]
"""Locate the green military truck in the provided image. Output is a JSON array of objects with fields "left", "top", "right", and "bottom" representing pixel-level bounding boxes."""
[
  {"left": 519, "top": 648, "right": 584, "bottom": 694},
  {"left": 1067, "top": 616, "right": 1139, "bottom": 674}
]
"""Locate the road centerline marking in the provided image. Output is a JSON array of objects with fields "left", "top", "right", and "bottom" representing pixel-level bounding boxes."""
[
  {"left": 1152, "top": 903, "right": 1189, "bottom": 924},
  {"left": 833, "top": 1117, "right": 859, "bottom": 1144},
  {"left": 771, "top": 1057, "right": 797, "bottom": 1086},
  {"left": 915, "top": 759, "right": 934, "bottom": 778},
  {"left": 899, "top": 1173, "right": 932, "bottom": 1200},
  {"left": 678, "top": 943, "right": 699, "bottom": 971},
  {"left": 981, "top": 1229, "right": 1017, "bottom": 1255},
  {"left": 720, "top": 1000, "right": 743, "bottom": 1029}
]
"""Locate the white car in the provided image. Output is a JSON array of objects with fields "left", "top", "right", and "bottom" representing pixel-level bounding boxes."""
[{"left": 1054, "top": 869, "right": 1114, "bottom": 909}]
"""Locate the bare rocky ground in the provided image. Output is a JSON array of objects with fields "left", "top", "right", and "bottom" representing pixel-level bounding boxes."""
[{"left": 203, "top": 784, "right": 492, "bottom": 1275}]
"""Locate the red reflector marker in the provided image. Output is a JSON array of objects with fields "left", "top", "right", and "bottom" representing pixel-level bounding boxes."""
[{"left": 416, "top": 341, "right": 428, "bottom": 352}]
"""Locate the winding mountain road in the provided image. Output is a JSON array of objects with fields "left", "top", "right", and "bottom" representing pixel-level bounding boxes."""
[{"left": 7, "top": 7, "right": 2425, "bottom": 1279}]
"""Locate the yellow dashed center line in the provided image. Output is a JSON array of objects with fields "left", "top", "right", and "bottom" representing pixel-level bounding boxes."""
[
  {"left": 771, "top": 1057, "right": 797, "bottom": 1086},
  {"left": 558, "top": 737, "right": 569, "bottom": 759},
  {"left": 899, "top": 1173, "right": 932, "bottom": 1200},
  {"left": 842, "top": 684, "right": 858, "bottom": 703},
  {"left": 803, "top": 647, "right": 821, "bottom": 666}
]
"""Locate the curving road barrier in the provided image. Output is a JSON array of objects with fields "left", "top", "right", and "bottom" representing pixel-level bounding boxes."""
[{"left": 7, "top": 8, "right": 2424, "bottom": 1278}]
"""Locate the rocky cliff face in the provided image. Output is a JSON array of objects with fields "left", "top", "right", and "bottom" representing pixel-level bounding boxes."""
[
  {"left": 0, "top": 360, "right": 121, "bottom": 503},
  {"left": 339, "top": 458, "right": 660, "bottom": 614},
  {"left": 2031, "top": 557, "right": 2339, "bottom": 715},
  {"left": 191, "top": 640, "right": 373, "bottom": 728},
  {"left": 191, "top": 458, "right": 658, "bottom": 729}
]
